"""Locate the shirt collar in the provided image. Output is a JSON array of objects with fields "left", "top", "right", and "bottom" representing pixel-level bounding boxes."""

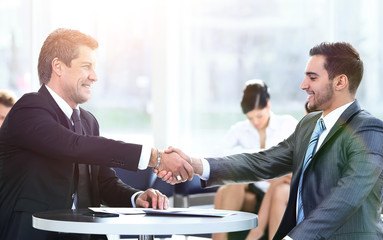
[
  {"left": 45, "top": 85, "right": 79, "bottom": 120},
  {"left": 321, "top": 101, "right": 354, "bottom": 131},
  {"left": 267, "top": 111, "right": 277, "bottom": 130}
]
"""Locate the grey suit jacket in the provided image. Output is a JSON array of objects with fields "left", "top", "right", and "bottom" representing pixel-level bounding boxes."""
[{"left": 204, "top": 100, "right": 383, "bottom": 240}]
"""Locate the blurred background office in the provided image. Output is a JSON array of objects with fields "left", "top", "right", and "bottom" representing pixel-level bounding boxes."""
[{"left": 0, "top": 0, "right": 382, "bottom": 157}]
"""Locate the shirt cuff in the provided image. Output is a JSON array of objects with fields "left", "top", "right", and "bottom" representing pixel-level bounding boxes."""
[
  {"left": 131, "top": 191, "right": 144, "bottom": 207},
  {"left": 137, "top": 144, "right": 151, "bottom": 170},
  {"left": 200, "top": 158, "right": 210, "bottom": 180},
  {"left": 284, "top": 236, "right": 293, "bottom": 240}
]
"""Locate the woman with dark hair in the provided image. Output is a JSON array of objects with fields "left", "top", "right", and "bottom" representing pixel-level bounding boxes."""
[
  {"left": 213, "top": 79, "right": 297, "bottom": 240},
  {"left": 0, "top": 89, "right": 17, "bottom": 127}
]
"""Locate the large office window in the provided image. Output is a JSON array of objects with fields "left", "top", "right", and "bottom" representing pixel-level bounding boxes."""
[
  {"left": 171, "top": 0, "right": 383, "bottom": 154},
  {"left": 0, "top": 0, "right": 32, "bottom": 97},
  {"left": 1, "top": 0, "right": 382, "bottom": 155}
]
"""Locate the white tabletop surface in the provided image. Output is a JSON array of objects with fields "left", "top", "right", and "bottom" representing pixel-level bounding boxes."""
[{"left": 33, "top": 208, "right": 258, "bottom": 235}]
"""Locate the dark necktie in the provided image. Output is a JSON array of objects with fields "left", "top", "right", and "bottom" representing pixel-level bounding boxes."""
[
  {"left": 296, "top": 118, "right": 326, "bottom": 224},
  {"left": 71, "top": 109, "right": 92, "bottom": 208}
]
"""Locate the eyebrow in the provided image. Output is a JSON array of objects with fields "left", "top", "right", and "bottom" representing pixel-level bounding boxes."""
[
  {"left": 305, "top": 71, "right": 319, "bottom": 76},
  {"left": 80, "top": 61, "right": 96, "bottom": 68}
]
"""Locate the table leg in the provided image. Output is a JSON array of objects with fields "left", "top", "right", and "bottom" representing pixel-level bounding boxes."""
[{"left": 138, "top": 235, "right": 154, "bottom": 240}]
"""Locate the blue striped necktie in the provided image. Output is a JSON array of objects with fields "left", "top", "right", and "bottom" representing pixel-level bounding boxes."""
[{"left": 296, "top": 118, "right": 326, "bottom": 224}]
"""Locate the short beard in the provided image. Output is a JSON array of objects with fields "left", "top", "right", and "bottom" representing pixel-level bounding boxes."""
[{"left": 311, "top": 80, "right": 334, "bottom": 111}]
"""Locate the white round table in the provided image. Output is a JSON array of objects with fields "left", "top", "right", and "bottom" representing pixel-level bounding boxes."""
[{"left": 33, "top": 208, "right": 258, "bottom": 240}]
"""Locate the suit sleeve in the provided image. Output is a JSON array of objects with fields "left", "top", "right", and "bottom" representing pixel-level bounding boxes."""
[
  {"left": 204, "top": 129, "right": 296, "bottom": 187},
  {"left": 97, "top": 167, "right": 139, "bottom": 207},
  {"left": 6, "top": 96, "right": 142, "bottom": 171}
]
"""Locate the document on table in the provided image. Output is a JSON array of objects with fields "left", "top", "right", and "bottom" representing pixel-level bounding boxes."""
[
  {"left": 142, "top": 208, "right": 234, "bottom": 217},
  {"left": 89, "top": 207, "right": 234, "bottom": 218},
  {"left": 89, "top": 207, "right": 145, "bottom": 215}
]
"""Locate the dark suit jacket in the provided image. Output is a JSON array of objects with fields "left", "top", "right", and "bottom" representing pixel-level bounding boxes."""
[
  {"left": 204, "top": 100, "right": 383, "bottom": 240},
  {"left": 0, "top": 85, "right": 145, "bottom": 240}
]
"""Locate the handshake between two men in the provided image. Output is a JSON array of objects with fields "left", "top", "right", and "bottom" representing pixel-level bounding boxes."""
[{"left": 149, "top": 147, "right": 201, "bottom": 185}]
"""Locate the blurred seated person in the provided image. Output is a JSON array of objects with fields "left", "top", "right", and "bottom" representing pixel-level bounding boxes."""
[
  {"left": 245, "top": 101, "right": 317, "bottom": 240},
  {"left": 212, "top": 79, "right": 297, "bottom": 240},
  {"left": 0, "top": 89, "right": 17, "bottom": 127}
]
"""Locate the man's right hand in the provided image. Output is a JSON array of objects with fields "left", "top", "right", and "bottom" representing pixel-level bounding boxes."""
[
  {"left": 150, "top": 147, "right": 194, "bottom": 184},
  {"left": 155, "top": 147, "right": 203, "bottom": 185}
]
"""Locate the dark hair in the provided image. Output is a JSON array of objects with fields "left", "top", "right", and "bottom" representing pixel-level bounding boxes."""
[
  {"left": 305, "top": 101, "right": 317, "bottom": 114},
  {"left": 240, "top": 79, "right": 270, "bottom": 114},
  {"left": 309, "top": 42, "right": 363, "bottom": 95},
  {"left": 38, "top": 28, "right": 99, "bottom": 85},
  {"left": 0, "top": 90, "right": 17, "bottom": 107}
]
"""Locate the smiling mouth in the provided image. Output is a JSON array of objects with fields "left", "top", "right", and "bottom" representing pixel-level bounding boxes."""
[
  {"left": 307, "top": 90, "right": 314, "bottom": 97},
  {"left": 82, "top": 84, "right": 92, "bottom": 89},
  {"left": 306, "top": 92, "right": 314, "bottom": 102}
]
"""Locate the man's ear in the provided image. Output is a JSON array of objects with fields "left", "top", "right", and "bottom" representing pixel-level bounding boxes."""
[
  {"left": 334, "top": 74, "right": 348, "bottom": 91},
  {"left": 51, "top": 58, "right": 62, "bottom": 77}
]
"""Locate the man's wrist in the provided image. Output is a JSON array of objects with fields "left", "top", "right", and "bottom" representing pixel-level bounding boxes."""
[
  {"left": 155, "top": 150, "right": 161, "bottom": 170},
  {"left": 200, "top": 158, "right": 210, "bottom": 180},
  {"left": 138, "top": 144, "right": 151, "bottom": 170},
  {"left": 131, "top": 191, "right": 143, "bottom": 207},
  {"left": 191, "top": 157, "right": 203, "bottom": 176},
  {"left": 148, "top": 147, "right": 158, "bottom": 168}
]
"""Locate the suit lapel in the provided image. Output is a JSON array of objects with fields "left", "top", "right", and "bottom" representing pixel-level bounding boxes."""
[
  {"left": 286, "top": 113, "right": 322, "bottom": 222},
  {"left": 315, "top": 100, "right": 361, "bottom": 156},
  {"left": 39, "top": 85, "right": 79, "bottom": 196},
  {"left": 295, "top": 113, "right": 322, "bottom": 178},
  {"left": 38, "top": 85, "right": 72, "bottom": 129},
  {"left": 292, "top": 102, "right": 361, "bottom": 181}
]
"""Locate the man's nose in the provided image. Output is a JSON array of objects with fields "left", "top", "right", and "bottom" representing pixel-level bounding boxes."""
[
  {"left": 300, "top": 77, "right": 308, "bottom": 90},
  {"left": 89, "top": 69, "right": 98, "bottom": 82}
]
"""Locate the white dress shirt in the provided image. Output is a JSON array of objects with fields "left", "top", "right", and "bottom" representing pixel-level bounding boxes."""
[
  {"left": 216, "top": 112, "right": 297, "bottom": 156},
  {"left": 211, "top": 112, "right": 297, "bottom": 192}
]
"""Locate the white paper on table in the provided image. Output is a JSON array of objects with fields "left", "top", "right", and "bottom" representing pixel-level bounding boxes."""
[
  {"left": 89, "top": 207, "right": 145, "bottom": 215},
  {"left": 143, "top": 208, "right": 234, "bottom": 217},
  {"left": 89, "top": 207, "right": 234, "bottom": 217}
]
